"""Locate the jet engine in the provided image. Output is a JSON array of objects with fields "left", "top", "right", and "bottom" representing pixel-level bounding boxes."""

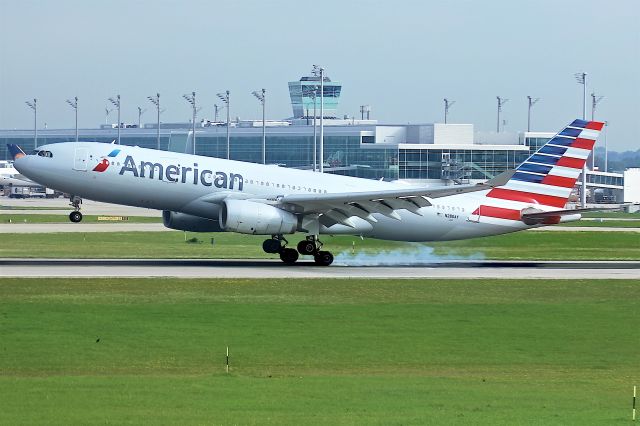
[
  {"left": 219, "top": 199, "right": 298, "bottom": 235},
  {"left": 162, "top": 211, "right": 224, "bottom": 232}
]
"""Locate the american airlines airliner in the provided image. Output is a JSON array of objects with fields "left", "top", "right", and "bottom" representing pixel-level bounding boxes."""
[{"left": 8, "top": 118, "right": 604, "bottom": 266}]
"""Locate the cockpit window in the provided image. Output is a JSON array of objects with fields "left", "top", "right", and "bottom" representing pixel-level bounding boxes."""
[{"left": 31, "top": 150, "right": 53, "bottom": 158}]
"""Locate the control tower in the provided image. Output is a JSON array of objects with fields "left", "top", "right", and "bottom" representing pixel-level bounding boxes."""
[{"left": 288, "top": 73, "right": 342, "bottom": 119}]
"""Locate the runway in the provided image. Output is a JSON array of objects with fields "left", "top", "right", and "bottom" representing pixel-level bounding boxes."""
[{"left": 1, "top": 258, "right": 639, "bottom": 279}]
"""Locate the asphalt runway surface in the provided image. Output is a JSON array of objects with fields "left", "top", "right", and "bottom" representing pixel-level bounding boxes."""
[{"left": 1, "top": 259, "right": 639, "bottom": 279}]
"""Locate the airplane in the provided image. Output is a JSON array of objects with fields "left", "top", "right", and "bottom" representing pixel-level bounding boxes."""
[
  {"left": 7, "top": 118, "right": 605, "bottom": 266},
  {"left": 0, "top": 160, "right": 40, "bottom": 188}
]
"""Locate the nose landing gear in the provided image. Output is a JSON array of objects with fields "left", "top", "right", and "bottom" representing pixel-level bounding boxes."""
[{"left": 68, "top": 196, "right": 83, "bottom": 223}]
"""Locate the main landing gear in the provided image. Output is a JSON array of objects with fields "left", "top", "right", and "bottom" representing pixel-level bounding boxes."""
[
  {"left": 262, "top": 235, "right": 334, "bottom": 266},
  {"left": 68, "top": 195, "right": 83, "bottom": 223}
]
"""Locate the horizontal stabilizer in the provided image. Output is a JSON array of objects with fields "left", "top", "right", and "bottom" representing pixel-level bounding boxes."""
[{"left": 521, "top": 206, "right": 621, "bottom": 225}]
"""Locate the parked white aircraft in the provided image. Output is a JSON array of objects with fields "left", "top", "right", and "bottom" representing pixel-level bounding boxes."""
[
  {"left": 0, "top": 160, "right": 39, "bottom": 188},
  {"left": 8, "top": 119, "right": 605, "bottom": 265}
]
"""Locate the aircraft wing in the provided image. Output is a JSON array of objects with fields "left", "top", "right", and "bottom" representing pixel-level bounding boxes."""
[{"left": 278, "top": 170, "right": 515, "bottom": 226}]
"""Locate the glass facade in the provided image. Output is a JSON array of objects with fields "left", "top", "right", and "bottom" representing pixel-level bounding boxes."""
[
  {"left": 399, "top": 148, "right": 530, "bottom": 180},
  {"left": 525, "top": 137, "right": 552, "bottom": 152},
  {"left": 587, "top": 173, "right": 623, "bottom": 187},
  {"left": 0, "top": 127, "right": 536, "bottom": 184},
  {"left": 288, "top": 77, "right": 342, "bottom": 119}
]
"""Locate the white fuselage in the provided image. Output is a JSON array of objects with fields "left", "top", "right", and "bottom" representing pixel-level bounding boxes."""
[{"left": 14, "top": 142, "right": 536, "bottom": 242}]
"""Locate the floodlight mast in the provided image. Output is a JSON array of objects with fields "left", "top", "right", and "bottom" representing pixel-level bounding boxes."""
[
  {"left": 105, "top": 107, "right": 113, "bottom": 125},
  {"left": 444, "top": 98, "right": 455, "bottom": 124},
  {"left": 526, "top": 96, "right": 540, "bottom": 132},
  {"left": 147, "top": 93, "right": 161, "bottom": 150},
  {"left": 183, "top": 92, "right": 197, "bottom": 155},
  {"left": 310, "top": 89, "right": 317, "bottom": 171},
  {"left": 66, "top": 96, "right": 78, "bottom": 142},
  {"left": 25, "top": 98, "right": 37, "bottom": 149},
  {"left": 590, "top": 93, "right": 604, "bottom": 169},
  {"left": 252, "top": 89, "right": 266, "bottom": 164},
  {"left": 313, "top": 64, "right": 325, "bottom": 173},
  {"left": 108, "top": 94, "right": 121, "bottom": 144},
  {"left": 137, "top": 107, "right": 146, "bottom": 128},
  {"left": 574, "top": 72, "right": 587, "bottom": 207},
  {"left": 217, "top": 91, "right": 231, "bottom": 159},
  {"left": 496, "top": 96, "right": 509, "bottom": 132}
]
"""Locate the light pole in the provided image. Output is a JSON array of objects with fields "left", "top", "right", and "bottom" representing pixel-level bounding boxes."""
[
  {"left": 526, "top": 96, "right": 540, "bottom": 132},
  {"left": 66, "top": 96, "right": 78, "bottom": 142},
  {"left": 108, "top": 94, "right": 121, "bottom": 144},
  {"left": 105, "top": 107, "right": 113, "bottom": 125},
  {"left": 575, "top": 72, "right": 587, "bottom": 120},
  {"left": 575, "top": 72, "right": 587, "bottom": 206},
  {"left": 360, "top": 105, "right": 371, "bottom": 120},
  {"left": 590, "top": 93, "right": 604, "bottom": 169},
  {"left": 604, "top": 121, "right": 608, "bottom": 173},
  {"left": 217, "top": 91, "right": 230, "bottom": 159},
  {"left": 313, "top": 65, "right": 325, "bottom": 173},
  {"left": 147, "top": 93, "right": 161, "bottom": 150},
  {"left": 444, "top": 98, "right": 455, "bottom": 124},
  {"left": 252, "top": 89, "right": 266, "bottom": 164},
  {"left": 496, "top": 96, "right": 508, "bottom": 132},
  {"left": 183, "top": 92, "right": 197, "bottom": 155},
  {"left": 25, "top": 98, "right": 37, "bottom": 149},
  {"left": 310, "top": 89, "right": 317, "bottom": 171},
  {"left": 137, "top": 107, "right": 146, "bottom": 128}
]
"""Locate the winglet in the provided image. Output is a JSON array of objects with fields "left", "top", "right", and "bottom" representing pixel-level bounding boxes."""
[{"left": 7, "top": 144, "right": 26, "bottom": 160}]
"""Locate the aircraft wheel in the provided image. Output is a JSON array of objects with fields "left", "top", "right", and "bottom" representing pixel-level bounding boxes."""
[
  {"left": 69, "top": 211, "right": 83, "bottom": 223},
  {"left": 262, "top": 239, "right": 281, "bottom": 254},
  {"left": 297, "top": 240, "right": 316, "bottom": 255},
  {"left": 279, "top": 248, "right": 299, "bottom": 265},
  {"left": 314, "top": 251, "right": 334, "bottom": 266}
]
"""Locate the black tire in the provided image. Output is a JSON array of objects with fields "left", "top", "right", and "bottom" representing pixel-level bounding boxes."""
[
  {"left": 314, "top": 251, "right": 334, "bottom": 266},
  {"left": 262, "top": 239, "right": 281, "bottom": 254},
  {"left": 279, "top": 248, "right": 299, "bottom": 265},
  {"left": 69, "top": 211, "right": 83, "bottom": 223},
  {"left": 296, "top": 240, "right": 316, "bottom": 255}
]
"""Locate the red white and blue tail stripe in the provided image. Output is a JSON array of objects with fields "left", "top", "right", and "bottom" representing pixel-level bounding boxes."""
[
  {"left": 487, "top": 119, "right": 603, "bottom": 208},
  {"left": 471, "top": 119, "right": 604, "bottom": 222}
]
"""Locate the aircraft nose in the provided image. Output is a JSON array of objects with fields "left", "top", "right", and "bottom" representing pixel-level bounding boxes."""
[{"left": 13, "top": 155, "right": 33, "bottom": 176}]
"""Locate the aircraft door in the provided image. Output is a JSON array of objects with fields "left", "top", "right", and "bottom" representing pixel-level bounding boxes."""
[{"left": 73, "top": 148, "right": 88, "bottom": 171}]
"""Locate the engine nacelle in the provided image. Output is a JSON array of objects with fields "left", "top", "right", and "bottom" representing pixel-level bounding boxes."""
[
  {"left": 219, "top": 199, "right": 298, "bottom": 235},
  {"left": 162, "top": 211, "right": 224, "bottom": 232}
]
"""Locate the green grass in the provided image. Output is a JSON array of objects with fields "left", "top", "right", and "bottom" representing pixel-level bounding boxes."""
[
  {"left": 581, "top": 211, "right": 640, "bottom": 219},
  {"left": 0, "top": 213, "right": 161, "bottom": 223},
  {"left": 0, "top": 278, "right": 638, "bottom": 424},
  {"left": 3, "top": 230, "right": 637, "bottom": 260},
  {"left": 564, "top": 219, "right": 640, "bottom": 228}
]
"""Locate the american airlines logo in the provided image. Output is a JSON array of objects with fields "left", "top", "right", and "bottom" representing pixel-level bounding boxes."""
[
  {"left": 92, "top": 149, "right": 122, "bottom": 172},
  {"left": 118, "top": 155, "right": 244, "bottom": 191}
]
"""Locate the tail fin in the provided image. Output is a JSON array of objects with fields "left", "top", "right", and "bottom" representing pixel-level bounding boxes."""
[
  {"left": 7, "top": 144, "right": 26, "bottom": 161},
  {"left": 486, "top": 119, "right": 604, "bottom": 208}
]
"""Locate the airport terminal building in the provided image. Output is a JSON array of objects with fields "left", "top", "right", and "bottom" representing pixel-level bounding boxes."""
[{"left": 1, "top": 72, "right": 636, "bottom": 203}]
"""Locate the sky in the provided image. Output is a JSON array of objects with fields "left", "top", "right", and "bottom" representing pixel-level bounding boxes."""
[{"left": 0, "top": 0, "right": 638, "bottom": 150}]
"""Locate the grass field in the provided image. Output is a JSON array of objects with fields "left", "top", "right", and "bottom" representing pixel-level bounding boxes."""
[
  {"left": 564, "top": 219, "right": 640, "bottom": 228},
  {"left": 0, "top": 229, "right": 638, "bottom": 260},
  {"left": 0, "top": 278, "right": 637, "bottom": 424}
]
